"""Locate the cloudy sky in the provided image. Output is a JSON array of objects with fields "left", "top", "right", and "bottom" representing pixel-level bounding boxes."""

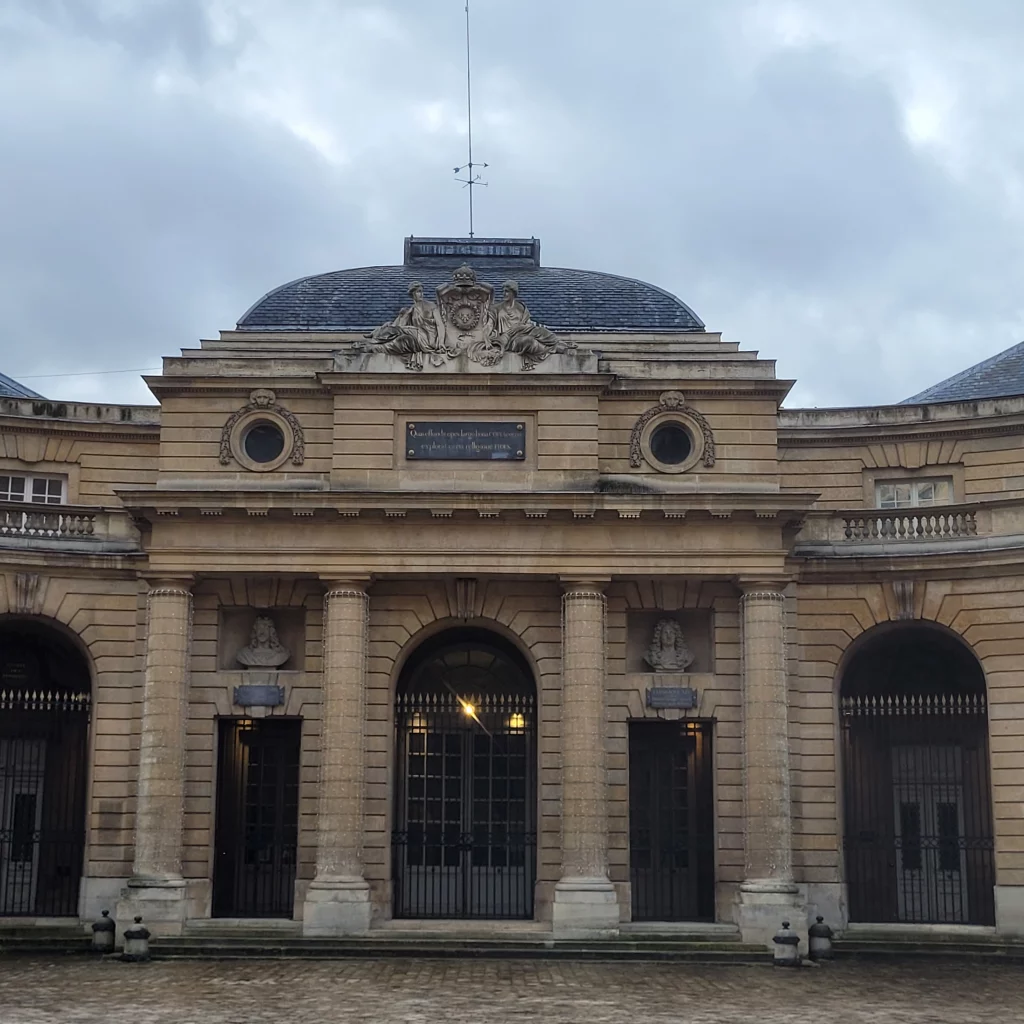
[{"left": 2, "top": 0, "right": 1024, "bottom": 408}]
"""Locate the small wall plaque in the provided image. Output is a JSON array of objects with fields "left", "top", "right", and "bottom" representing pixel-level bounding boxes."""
[
  {"left": 646, "top": 686, "right": 699, "bottom": 710},
  {"left": 233, "top": 684, "right": 285, "bottom": 708},
  {"left": 406, "top": 422, "right": 526, "bottom": 461}
]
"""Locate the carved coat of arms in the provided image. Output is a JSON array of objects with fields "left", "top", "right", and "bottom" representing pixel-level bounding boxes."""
[{"left": 355, "top": 265, "right": 574, "bottom": 371}]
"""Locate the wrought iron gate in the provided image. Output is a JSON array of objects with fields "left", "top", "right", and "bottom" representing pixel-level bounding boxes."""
[
  {"left": 842, "top": 693, "right": 995, "bottom": 925},
  {"left": 213, "top": 719, "right": 300, "bottom": 918},
  {"left": 0, "top": 688, "right": 90, "bottom": 916},
  {"left": 628, "top": 720, "right": 715, "bottom": 922},
  {"left": 393, "top": 690, "right": 536, "bottom": 919}
]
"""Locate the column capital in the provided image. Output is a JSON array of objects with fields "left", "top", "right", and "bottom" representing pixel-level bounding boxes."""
[
  {"left": 560, "top": 577, "right": 610, "bottom": 598},
  {"left": 141, "top": 575, "right": 194, "bottom": 597},
  {"left": 321, "top": 577, "right": 372, "bottom": 600},
  {"left": 737, "top": 578, "right": 789, "bottom": 602}
]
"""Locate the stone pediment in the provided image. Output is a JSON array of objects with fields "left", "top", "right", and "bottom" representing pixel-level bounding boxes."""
[{"left": 339, "top": 265, "right": 597, "bottom": 373}]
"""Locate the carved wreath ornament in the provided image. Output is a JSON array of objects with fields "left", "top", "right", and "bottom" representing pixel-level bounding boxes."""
[
  {"left": 219, "top": 389, "right": 305, "bottom": 466},
  {"left": 629, "top": 391, "right": 715, "bottom": 469}
]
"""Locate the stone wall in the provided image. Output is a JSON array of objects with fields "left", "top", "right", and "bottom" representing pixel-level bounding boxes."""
[
  {"left": 791, "top": 575, "right": 1024, "bottom": 927},
  {"left": 181, "top": 577, "right": 325, "bottom": 918},
  {"left": 0, "top": 571, "right": 143, "bottom": 918}
]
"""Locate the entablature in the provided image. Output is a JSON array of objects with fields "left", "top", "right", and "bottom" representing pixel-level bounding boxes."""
[{"left": 117, "top": 486, "right": 818, "bottom": 525}]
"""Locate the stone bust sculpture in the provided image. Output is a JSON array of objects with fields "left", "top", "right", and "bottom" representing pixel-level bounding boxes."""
[
  {"left": 644, "top": 619, "right": 695, "bottom": 672},
  {"left": 236, "top": 614, "right": 290, "bottom": 668}
]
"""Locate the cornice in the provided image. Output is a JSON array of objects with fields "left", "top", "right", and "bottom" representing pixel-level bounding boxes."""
[
  {"left": 115, "top": 487, "right": 819, "bottom": 529},
  {"left": 315, "top": 372, "right": 617, "bottom": 395},
  {"left": 789, "top": 541, "right": 1024, "bottom": 581},
  {"left": 607, "top": 383, "right": 791, "bottom": 400},
  {"left": 0, "top": 417, "right": 160, "bottom": 441},
  {"left": 144, "top": 376, "right": 332, "bottom": 397},
  {"left": 779, "top": 417, "right": 1024, "bottom": 447}
]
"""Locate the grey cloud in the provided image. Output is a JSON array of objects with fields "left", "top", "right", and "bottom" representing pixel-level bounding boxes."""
[
  {"left": 1, "top": 0, "right": 1023, "bottom": 408},
  {"left": 5, "top": 0, "right": 241, "bottom": 72}
]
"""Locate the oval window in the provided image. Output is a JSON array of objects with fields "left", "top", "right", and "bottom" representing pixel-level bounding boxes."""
[
  {"left": 649, "top": 422, "right": 693, "bottom": 466},
  {"left": 243, "top": 421, "right": 286, "bottom": 464}
]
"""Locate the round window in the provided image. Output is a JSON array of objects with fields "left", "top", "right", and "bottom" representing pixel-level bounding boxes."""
[
  {"left": 243, "top": 421, "right": 286, "bottom": 464},
  {"left": 649, "top": 422, "right": 693, "bottom": 466}
]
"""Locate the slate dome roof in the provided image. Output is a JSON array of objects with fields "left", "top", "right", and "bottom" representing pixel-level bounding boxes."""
[{"left": 237, "top": 237, "right": 704, "bottom": 334}]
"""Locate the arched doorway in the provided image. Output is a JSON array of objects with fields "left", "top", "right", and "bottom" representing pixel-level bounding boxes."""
[
  {"left": 392, "top": 628, "right": 536, "bottom": 919},
  {"left": 840, "top": 624, "right": 995, "bottom": 924},
  {"left": 0, "top": 620, "right": 90, "bottom": 916}
]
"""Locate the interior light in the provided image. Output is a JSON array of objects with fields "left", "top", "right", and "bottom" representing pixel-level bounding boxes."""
[{"left": 508, "top": 713, "right": 526, "bottom": 730}]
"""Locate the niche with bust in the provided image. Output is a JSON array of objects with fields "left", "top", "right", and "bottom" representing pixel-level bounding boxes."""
[
  {"left": 217, "top": 608, "right": 306, "bottom": 672},
  {"left": 625, "top": 610, "right": 713, "bottom": 675}
]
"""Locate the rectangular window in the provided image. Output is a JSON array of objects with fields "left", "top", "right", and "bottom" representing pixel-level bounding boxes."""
[
  {"left": 0, "top": 474, "right": 65, "bottom": 505},
  {"left": 876, "top": 478, "right": 953, "bottom": 509},
  {"left": 900, "top": 802, "right": 923, "bottom": 872},
  {"left": 937, "top": 802, "right": 961, "bottom": 873}
]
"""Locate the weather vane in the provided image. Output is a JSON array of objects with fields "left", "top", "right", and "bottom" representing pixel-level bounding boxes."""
[{"left": 453, "top": 0, "right": 487, "bottom": 238}]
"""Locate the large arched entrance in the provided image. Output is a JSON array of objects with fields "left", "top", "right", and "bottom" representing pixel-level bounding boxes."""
[
  {"left": 392, "top": 628, "right": 536, "bottom": 919},
  {"left": 0, "top": 620, "right": 90, "bottom": 916},
  {"left": 840, "top": 624, "right": 995, "bottom": 924}
]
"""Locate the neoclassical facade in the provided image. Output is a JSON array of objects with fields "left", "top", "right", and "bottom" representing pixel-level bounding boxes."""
[{"left": 1, "top": 237, "right": 1022, "bottom": 948}]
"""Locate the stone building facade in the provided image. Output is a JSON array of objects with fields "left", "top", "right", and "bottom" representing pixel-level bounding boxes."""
[{"left": 1, "top": 237, "right": 1022, "bottom": 947}]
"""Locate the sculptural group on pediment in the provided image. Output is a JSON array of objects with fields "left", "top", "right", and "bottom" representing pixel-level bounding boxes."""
[{"left": 356, "top": 265, "right": 575, "bottom": 371}]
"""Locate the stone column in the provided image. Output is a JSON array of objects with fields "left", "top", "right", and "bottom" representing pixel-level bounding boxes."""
[
  {"left": 302, "top": 580, "right": 372, "bottom": 935},
  {"left": 737, "top": 583, "right": 802, "bottom": 948},
  {"left": 552, "top": 580, "right": 619, "bottom": 937},
  {"left": 117, "top": 578, "right": 193, "bottom": 936}
]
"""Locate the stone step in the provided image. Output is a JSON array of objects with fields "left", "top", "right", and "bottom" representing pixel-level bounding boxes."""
[
  {"left": 0, "top": 930, "right": 769, "bottom": 963},
  {"left": 145, "top": 937, "right": 770, "bottom": 962},
  {"left": 834, "top": 937, "right": 1024, "bottom": 960}
]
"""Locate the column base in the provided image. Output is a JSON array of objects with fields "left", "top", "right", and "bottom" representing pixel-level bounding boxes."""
[
  {"left": 737, "top": 880, "right": 806, "bottom": 953},
  {"left": 115, "top": 876, "right": 188, "bottom": 941},
  {"left": 996, "top": 885, "right": 1024, "bottom": 937},
  {"left": 551, "top": 878, "right": 620, "bottom": 939},
  {"left": 302, "top": 877, "right": 372, "bottom": 937}
]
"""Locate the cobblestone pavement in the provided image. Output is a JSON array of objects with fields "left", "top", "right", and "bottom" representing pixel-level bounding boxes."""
[{"left": 0, "top": 956, "right": 1022, "bottom": 1024}]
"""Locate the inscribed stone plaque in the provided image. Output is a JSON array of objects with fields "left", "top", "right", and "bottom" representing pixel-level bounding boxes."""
[
  {"left": 646, "top": 687, "right": 699, "bottom": 710},
  {"left": 233, "top": 684, "right": 285, "bottom": 708},
  {"left": 406, "top": 422, "right": 526, "bottom": 461}
]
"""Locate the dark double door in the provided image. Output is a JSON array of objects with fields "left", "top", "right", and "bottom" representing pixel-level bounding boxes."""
[
  {"left": 629, "top": 721, "right": 715, "bottom": 922},
  {"left": 842, "top": 694, "right": 995, "bottom": 925},
  {"left": 392, "top": 691, "right": 536, "bottom": 919},
  {"left": 0, "top": 692, "right": 89, "bottom": 916},
  {"left": 213, "top": 719, "right": 300, "bottom": 918}
]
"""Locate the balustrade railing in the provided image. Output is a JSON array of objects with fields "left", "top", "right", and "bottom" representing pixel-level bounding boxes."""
[
  {"left": 842, "top": 510, "right": 978, "bottom": 542},
  {"left": 0, "top": 500, "right": 138, "bottom": 549},
  {"left": 0, "top": 504, "right": 96, "bottom": 538}
]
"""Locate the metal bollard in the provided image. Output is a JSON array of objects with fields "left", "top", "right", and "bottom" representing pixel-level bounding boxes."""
[
  {"left": 808, "top": 915, "right": 834, "bottom": 961},
  {"left": 91, "top": 910, "right": 116, "bottom": 954},
  {"left": 121, "top": 916, "right": 151, "bottom": 963},
  {"left": 772, "top": 920, "right": 801, "bottom": 967}
]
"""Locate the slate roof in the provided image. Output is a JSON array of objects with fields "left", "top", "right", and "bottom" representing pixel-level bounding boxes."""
[
  {"left": 0, "top": 371, "right": 43, "bottom": 400},
  {"left": 237, "top": 263, "right": 705, "bottom": 334},
  {"left": 903, "top": 340, "right": 1024, "bottom": 404}
]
